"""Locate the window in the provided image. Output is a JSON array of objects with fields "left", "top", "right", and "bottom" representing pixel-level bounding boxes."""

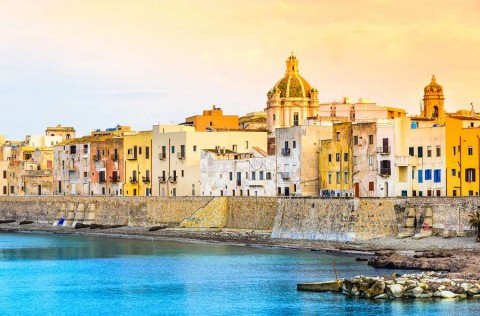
[
  {"left": 336, "top": 132, "right": 340, "bottom": 141},
  {"left": 401, "top": 190, "right": 407, "bottom": 197},
  {"left": 436, "top": 146, "right": 441, "bottom": 157},
  {"left": 336, "top": 153, "right": 340, "bottom": 162},
  {"left": 171, "top": 146, "right": 175, "bottom": 154},
  {"left": 453, "top": 190, "right": 457, "bottom": 196},
  {"left": 229, "top": 172, "right": 233, "bottom": 181},
  {"left": 368, "top": 135, "right": 373, "bottom": 145},
  {"left": 369, "top": 182, "right": 374, "bottom": 192},
  {"left": 344, "top": 172, "right": 349, "bottom": 184},
  {"left": 293, "top": 141, "right": 296, "bottom": 149},
  {"left": 344, "top": 153, "right": 349, "bottom": 162},
  {"left": 336, "top": 172, "right": 341, "bottom": 184},
  {"left": 259, "top": 171, "right": 264, "bottom": 180},
  {"left": 469, "top": 190, "right": 474, "bottom": 196},
  {"left": 409, "top": 147, "right": 414, "bottom": 156},
  {"left": 293, "top": 113, "right": 299, "bottom": 126},
  {"left": 427, "top": 146, "right": 432, "bottom": 157},
  {"left": 245, "top": 141, "right": 249, "bottom": 149},
  {"left": 368, "top": 155, "right": 374, "bottom": 166},
  {"left": 266, "top": 172, "right": 272, "bottom": 180},
  {"left": 284, "top": 141, "right": 289, "bottom": 149},
  {"left": 146, "top": 147, "right": 150, "bottom": 159},
  {"left": 425, "top": 169, "right": 432, "bottom": 181},
  {"left": 353, "top": 136, "right": 358, "bottom": 145},
  {"left": 273, "top": 114, "right": 276, "bottom": 121},
  {"left": 328, "top": 154, "right": 332, "bottom": 163},
  {"left": 434, "top": 169, "right": 441, "bottom": 183},
  {"left": 139, "top": 147, "right": 142, "bottom": 155},
  {"left": 417, "top": 147, "right": 423, "bottom": 158},
  {"left": 2, "top": 171, "right": 6, "bottom": 179},
  {"left": 453, "top": 146, "right": 456, "bottom": 155},
  {"left": 466, "top": 168, "right": 476, "bottom": 182},
  {"left": 232, "top": 144, "right": 237, "bottom": 152},
  {"left": 181, "top": 170, "right": 184, "bottom": 177},
  {"left": 193, "top": 145, "right": 197, "bottom": 152},
  {"left": 451, "top": 169, "right": 456, "bottom": 176},
  {"left": 468, "top": 146, "right": 473, "bottom": 155},
  {"left": 418, "top": 170, "right": 423, "bottom": 183},
  {"left": 353, "top": 156, "right": 358, "bottom": 165},
  {"left": 328, "top": 172, "right": 332, "bottom": 184},
  {"left": 180, "top": 145, "right": 185, "bottom": 158},
  {"left": 251, "top": 172, "right": 256, "bottom": 180},
  {"left": 2, "top": 186, "right": 6, "bottom": 195}
]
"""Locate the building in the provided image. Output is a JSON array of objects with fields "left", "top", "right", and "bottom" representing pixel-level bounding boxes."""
[
  {"left": 445, "top": 115, "right": 480, "bottom": 196},
  {"left": 276, "top": 123, "right": 333, "bottom": 196},
  {"left": 90, "top": 137, "right": 124, "bottom": 196},
  {"left": 352, "top": 122, "right": 378, "bottom": 197},
  {"left": 91, "top": 125, "right": 131, "bottom": 137},
  {"left": 239, "top": 112, "right": 267, "bottom": 130},
  {"left": 265, "top": 53, "right": 319, "bottom": 133},
  {"left": 200, "top": 147, "right": 276, "bottom": 197},
  {"left": 23, "top": 147, "right": 55, "bottom": 195},
  {"left": 0, "top": 161, "right": 8, "bottom": 196},
  {"left": 183, "top": 106, "right": 239, "bottom": 131},
  {"left": 123, "top": 131, "right": 153, "bottom": 196},
  {"left": 45, "top": 125, "right": 76, "bottom": 140},
  {"left": 152, "top": 125, "right": 267, "bottom": 197}
]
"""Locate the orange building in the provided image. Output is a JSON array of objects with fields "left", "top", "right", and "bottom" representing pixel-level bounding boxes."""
[{"left": 184, "top": 106, "right": 239, "bottom": 131}]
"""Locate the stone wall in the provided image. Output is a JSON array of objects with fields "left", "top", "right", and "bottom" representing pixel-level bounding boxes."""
[{"left": 226, "top": 197, "right": 277, "bottom": 230}]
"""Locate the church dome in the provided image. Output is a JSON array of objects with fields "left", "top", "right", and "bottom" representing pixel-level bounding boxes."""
[
  {"left": 270, "top": 53, "right": 313, "bottom": 98},
  {"left": 424, "top": 75, "right": 443, "bottom": 94}
]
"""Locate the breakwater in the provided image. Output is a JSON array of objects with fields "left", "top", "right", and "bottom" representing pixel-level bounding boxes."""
[{"left": 0, "top": 196, "right": 478, "bottom": 241}]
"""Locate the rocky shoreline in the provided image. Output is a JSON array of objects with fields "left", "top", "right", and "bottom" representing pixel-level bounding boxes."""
[{"left": 341, "top": 272, "right": 480, "bottom": 300}]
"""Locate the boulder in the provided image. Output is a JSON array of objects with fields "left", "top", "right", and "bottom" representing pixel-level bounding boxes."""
[
  {"left": 439, "top": 291, "right": 458, "bottom": 298},
  {"left": 460, "top": 283, "right": 472, "bottom": 292},
  {"left": 468, "top": 287, "right": 480, "bottom": 295},
  {"left": 386, "top": 284, "right": 404, "bottom": 298},
  {"left": 405, "top": 287, "right": 424, "bottom": 298},
  {"left": 419, "top": 292, "right": 434, "bottom": 298},
  {"left": 374, "top": 294, "right": 388, "bottom": 299}
]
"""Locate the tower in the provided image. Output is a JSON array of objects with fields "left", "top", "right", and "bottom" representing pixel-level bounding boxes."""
[{"left": 422, "top": 75, "right": 445, "bottom": 124}]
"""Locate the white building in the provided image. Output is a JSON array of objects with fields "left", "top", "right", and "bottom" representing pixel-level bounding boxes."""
[
  {"left": 275, "top": 123, "right": 333, "bottom": 196},
  {"left": 152, "top": 125, "right": 267, "bottom": 197},
  {"left": 200, "top": 147, "right": 276, "bottom": 197}
]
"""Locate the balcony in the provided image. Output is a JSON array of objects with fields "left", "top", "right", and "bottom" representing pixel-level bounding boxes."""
[
  {"left": 127, "top": 153, "right": 137, "bottom": 160},
  {"left": 143, "top": 177, "right": 150, "bottom": 183},
  {"left": 111, "top": 154, "right": 119, "bottom": 161},
  {"left": 379, "top": 168, "right": 391, "bottom": 177},
  {"left": 248, "top": 180, "right": 264, "bottom": 187},
  {"left": 169, "top": 176, "right": 177, "bottom": 183},
  {"left": 130, "top": 177, "right": 138, "bottom": 184},
  {"left": 177, "top": 152, "right": 186, "bottom": 160},
  {"left": 281, "top": 172, "right": 291, "bottom": 180},
  {"left": 377, "top": 146, "right": 391, "bottom": 155},
  {"left": 110, "top": 176, "right": 120, "bottom": 183},
  {"left": 93, "top": 155, "right": 100, "bottom": 162},
  {"left": 396, "top": 156, "right": 418, "bottom": 167},
  {"left": 25, "top": 170, "right": 52, "bottom": 177},
  {"left": 281, "top": 148, "right": 291, "bottom": 156},
  {"left": 158, "top": 176, "right": 166, "bottom": 183},
  {"left": 159, "top": 152, "right": 166, "bottom": 160},
  {"left": 99, "top": 177, "right": 106, "bottom": 183}
]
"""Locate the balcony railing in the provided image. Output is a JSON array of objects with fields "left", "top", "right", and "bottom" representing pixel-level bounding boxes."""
[
  {"left": 169, "top": 176, "right": 177, "bottom": 183},
  {"left": 177, "top": 152, "right": 186, "bottom": 160},
  {"left": 93, "top": 155, "right": 100, "bottom": 161},
  {"left": 379, "top": 168, "right": 391, "bottom": 176},
  {"left": 111, "top": 154, "right": 118, "bottom": 161},
  {"left": 127, "top": 152, "right": 137, "bottom": 160},
  {"left": 281, "top": 172, "right": 291, "bottom": 180},
  {"left": 281, "top": 148, "right": 291, "bottom": 156},
  {"left": 143, "top": 177, "right": 150, "bottom": 183},
  {"left": 130, "top": 177, "right": 138, "bottom": 183},
  {"left": 99, "top": 177, "right": 106, "bottom": 183},
  {"left": 377, "top": 146, "right": 391, "bottom": 155},
  {"left": 158, "top": 176, "right": 166, "bottom": 183},
  {"left": 110, "top": 176, "right": 120, "bottom": 183},
  {"left": 159, "top": 152, "right": 166, "bottom": 160}
]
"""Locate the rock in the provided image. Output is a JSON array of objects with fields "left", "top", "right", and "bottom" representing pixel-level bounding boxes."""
[
  {"left": 472, "top": 294, "right": 480, "bottom": 299},
  {"left": 405, "top": 286, "right": 424, "bottom": 298},
  {"left": 342, "top": 280, "right": 355, "bottom": 295},
  {"left": 148, "top": 225, "right": 168, "bottom": 231},
  {"left": 439, "top": 291, "right": 458, "bottom": 298},
  {"left": 427, "top": 282, "right": 442, "bottom": 291},
  {"left": 19, "top": 220, "right": 34, "bottom": 225},
  {"left": 419, "top": 292, "right": 434, "bottom": 298},
  {"left": 386, "top": 284, "right": 404, "bottom": 298},
  {"left": 0, "top": 219, "right": 15, "bottom": 224},
  {"left": 468, "top": 287, "right": 480, "bottom": 295},
  {"left": 369, "top": 281, "right": 386, "bottom": 297},
  {"left": 374, "top": 294, "right": 388, "bottom": 299},
  {"left": 458, "top": 293, "right": 468, "bottom": 299},
  {"left": 461, "top": 283, "right": 472, "bottom": 292},
  {"left": 356, "top": 257, "right": 368, "bottom": 262},
  {"left": 74, "top": 223, "right": 90, "bottom": 229}
]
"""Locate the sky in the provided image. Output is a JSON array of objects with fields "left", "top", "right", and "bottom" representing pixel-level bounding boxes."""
[{"left": 1, "top": 0, "right": 480, "bottom": 139}]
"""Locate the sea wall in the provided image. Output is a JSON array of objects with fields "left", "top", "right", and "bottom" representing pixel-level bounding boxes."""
[{"left": 0, "top": 196, "right": 478, "bottom": 241}]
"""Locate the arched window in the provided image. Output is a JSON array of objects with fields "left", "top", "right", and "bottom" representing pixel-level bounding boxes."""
[{"left": 66, "top": 134, "right": 71, "bottom": 139}]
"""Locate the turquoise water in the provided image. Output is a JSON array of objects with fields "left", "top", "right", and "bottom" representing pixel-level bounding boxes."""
[{"left": 0, "top": 233, "right": 479, "bottom": 316}]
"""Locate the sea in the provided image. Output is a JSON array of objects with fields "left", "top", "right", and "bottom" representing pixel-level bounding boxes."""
[{"left": 0, "top": 232, "right": 478, "bottom": 316}]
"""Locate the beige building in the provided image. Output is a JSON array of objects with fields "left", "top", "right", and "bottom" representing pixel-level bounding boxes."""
[
  {"left": 152, "top": 125, "right": 267, "bottom": 196},
  {"left": 46, "top": 125, "right": 76, "bottom": 140},
  {"left": 0, "top": 161, "right": 8, "bottom": 196}
]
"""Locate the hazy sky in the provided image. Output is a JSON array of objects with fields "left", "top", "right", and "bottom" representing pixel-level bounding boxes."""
[{"left": 1, "top": 0, "right": 480, "bottom": 139}]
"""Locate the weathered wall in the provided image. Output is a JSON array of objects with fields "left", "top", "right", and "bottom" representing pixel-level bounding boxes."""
[{"left": 226, "top": 197, "right": 277, "bottom": 230}]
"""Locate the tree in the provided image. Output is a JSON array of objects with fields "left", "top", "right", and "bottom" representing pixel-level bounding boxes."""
[{"left": 468, "top": 210, "right": 480, "bottom": 242}]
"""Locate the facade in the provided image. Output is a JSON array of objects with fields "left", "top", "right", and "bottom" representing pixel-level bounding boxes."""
[
  {"left": 184, "top": 106, "right": 239, "bottom": 131},
  {"left": 239, "top": 112, "right": 267, "bottom": 131},
  {"left": 200, "top": 147, "right": 276, "bottom": 197},
  {"left": 352, "top": 122, "right": 378, "bottom": 197},
  {"left": 152, "top": 125, "right": 267, "bottom": 197},
  {"left": 23, "top": 148, "right": 54, "bottom": 195},
  {"left": 276, "top": 124, "right": 333, "bottom": 196},
  {"left": 266, "top": 53, "right": 319, "bottom": 133},
  {"left": 0, "top": 161, "right": 8, "bottom": 196},
  {"left": 91, "top": 125, "right": 131, "bottom": 137},
  {"left": 45, "top": 125, "right": 76, "bottom": 140},
  {"left": 123, "top": 131, "right": 153, "bottom": 196},
  {"left": 445, "top": 116, "right": 480, "bottom": 196},
  {"left": 90, "top": 137, "right": 124, "bottom": 196}
]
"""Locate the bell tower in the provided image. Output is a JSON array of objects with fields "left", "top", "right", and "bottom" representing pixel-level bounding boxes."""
[{"left": 422, "top": 75, "right": 445, "bottom": 124}]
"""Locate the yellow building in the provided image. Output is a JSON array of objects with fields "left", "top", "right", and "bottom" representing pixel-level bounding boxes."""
[
  {"left": 445, "top": 116, "right": 480, "bottom": 196},
  {"left": 123, "top": 131, "right": 153, "bottom": 196},
  {"left": 184, "top": 106, "right": 239, "bottom": 131},
  {"left": 319, "top": 122, "right": 353, "bottom": 197}
]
